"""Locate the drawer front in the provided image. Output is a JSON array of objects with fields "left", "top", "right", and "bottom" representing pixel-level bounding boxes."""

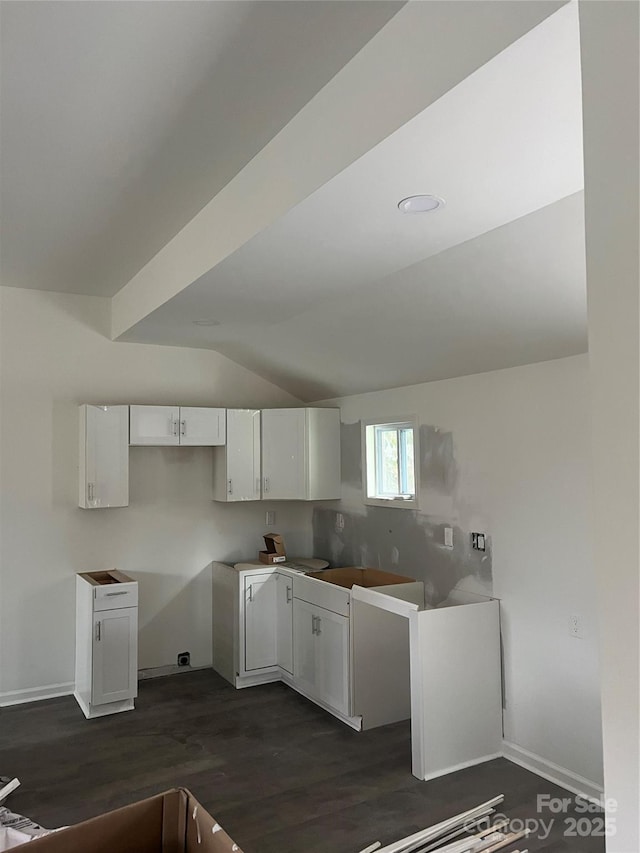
[
  {"left": 292, "top": 575, "right": 349, "bottom": 617},
  {"left": 94, "top": 583, "right": 138, "bottom": 611}
]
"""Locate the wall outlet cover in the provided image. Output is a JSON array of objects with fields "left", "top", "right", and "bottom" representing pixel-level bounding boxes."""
[
  {"left": 444, "top": 526, "right": 454, "bottom": 548},
  {"left": 265, "top": 510, "right": 276, "bottom": 526}
]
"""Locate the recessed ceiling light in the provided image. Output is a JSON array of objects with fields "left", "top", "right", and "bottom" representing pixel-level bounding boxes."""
[
  {"left": 192, "top": 319, "right": 220, "bottom": 327},
  {"left": 397, "top": 195, "right": 445, "bottom": 214}
]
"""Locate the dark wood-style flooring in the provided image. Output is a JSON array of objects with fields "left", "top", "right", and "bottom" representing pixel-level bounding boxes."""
[{"left": 1, "top": 670, "right": 604, "bottom": 852}]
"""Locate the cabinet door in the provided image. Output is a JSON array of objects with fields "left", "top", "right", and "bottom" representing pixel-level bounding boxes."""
[
  {"left": 276, "top": 574, "right": 293, "bottom": 674},
  {"left": 80, "top": 405, "right": 129, "bottom": 508},
  {"left": 293, "top": 598, "right": 320, "bottom": 699},
  {"left": 261, "top": 409, "right": 306, "bottom": 499},
  {"left": 244, "top": 574, "right": 278, "bottom": 672},
  {"left": 179, "top": 407, "right": 226, "bottom": 446},
  {"left": 129, "top": 405, "right": 179, "bottom": 445},
  {"left": 315, "top": 607, "right": 350, "bottom": 717},
  {"left": 293, "top": 599, "right": 350, "bottom": 715},
  {"left": 226, "top": 409, "right": 260, "bottom": 501},
  {"left": 92, "top": 607, "right": 138, "bottom": 706}
]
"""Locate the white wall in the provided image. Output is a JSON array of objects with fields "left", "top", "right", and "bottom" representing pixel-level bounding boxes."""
[
  {"left": 317, "top": 355, "right": 603, "bottom": 794},
  {"left": 580, "top": 2, "right": 640, "bottom": 846},
  {"left": 0, "top": 286, "right": 313, "bottom": 703}
]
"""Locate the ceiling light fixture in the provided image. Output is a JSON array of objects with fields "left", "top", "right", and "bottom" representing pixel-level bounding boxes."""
[
  {"left": 397, "top": 194, "right": 445, "bottom": 214},
  {"left": 192, "top": 319, "right": 220, "bottom": 327}
]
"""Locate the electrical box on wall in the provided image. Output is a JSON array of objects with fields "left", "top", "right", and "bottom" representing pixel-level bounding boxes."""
[{"left": 471, "top": 532, "right": 486, "bottom": 551}]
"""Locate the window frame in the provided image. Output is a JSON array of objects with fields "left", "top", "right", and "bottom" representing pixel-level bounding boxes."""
[{"left": 361, "top": 415, "right": 419, "bottom": 510}]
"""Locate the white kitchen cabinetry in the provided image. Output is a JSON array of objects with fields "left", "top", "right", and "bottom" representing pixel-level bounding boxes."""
[
  {"left": 293, "top": 598, "right": 350, "bottom": 716},
  {"left": 212, "top": 560, "right": 327, "bottom": 689},
  {"left": 129, "top": 405, "right": 225, "bottom": 446},
  {"left": 261, "top": 408, "right": 340, "bottom": 500},
  {"left": 74, "top": 571, "right": 138, "bottom": 719},
  {"left": 78, "top": 405, "right": 129, "bottom": 509},
  {"left": 213, "top": 409, "right": 261, "bottom": 502},
  {"left": 243, "top": 573, "right": 278, "bottom": 672},
  {"left": 276, "top": 573, "right": 293, "bottom": 675}
]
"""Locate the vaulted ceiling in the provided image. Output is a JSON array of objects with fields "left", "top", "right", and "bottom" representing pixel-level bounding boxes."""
[{"left": 1, "top": 0, "right": 584, "bottom": 400}]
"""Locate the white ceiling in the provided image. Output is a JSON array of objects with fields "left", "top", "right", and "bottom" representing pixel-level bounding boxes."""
[
  {"left": 0, "top": 0, "right": 402, "bottom": 295},
  {"left": 2, "top": 1, "right": 586, "bottom": 401},
  {"left": 121, "top": 2, "right": 586, "bottom": 399}
]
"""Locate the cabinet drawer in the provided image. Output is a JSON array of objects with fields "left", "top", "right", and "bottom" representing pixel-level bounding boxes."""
[
  {"left": 292, "top": 575, "right": 349, "bottom": 617},
  {"left": 93, "top": 583, "right": 138, "bottom": 611}
]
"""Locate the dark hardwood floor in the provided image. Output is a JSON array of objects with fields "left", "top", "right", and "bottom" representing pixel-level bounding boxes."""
[{"left": 1, "top": 670, "right": 604, "bottom": 853}]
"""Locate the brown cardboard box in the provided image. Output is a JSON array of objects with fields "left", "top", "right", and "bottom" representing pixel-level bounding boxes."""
[
  {"left": 258, "top": 532, "right": 286, "bottom": 564},
  {"left": 24, "top": 789, "right": 242, "bottom": 853}
]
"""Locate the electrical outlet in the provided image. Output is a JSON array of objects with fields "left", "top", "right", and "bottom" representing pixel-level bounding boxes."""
[
  {"left": 177, "top": 651, "right": 190, "bottom": 667},
  {"left": 471, "top": 532, "right": 486, "bottom": 551},
  {"left": 336, "top": 512, "right": 345, "bottom": 530},
  {"left": 569, "top": 615, "right": 584, "bottom": 639},
  {"left": 265, "top": 511, "right": 276, "bottom": 526},
  {"left": 444, "top": 527, "right": 454, "bottom": 548}
]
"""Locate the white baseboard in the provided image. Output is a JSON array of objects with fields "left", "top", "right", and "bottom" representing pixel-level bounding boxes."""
[
  {"left": 0, "top": 682, "right": 74, "bottom": 708},
  {"left": 422, "top": 752, "right": 504, "bottom": 782},
  {"left": 503, "top": 740, "right": 604, "bottom": 803},
  {"left": 138, "top": 664, "right": 210, "bottom": 680}
]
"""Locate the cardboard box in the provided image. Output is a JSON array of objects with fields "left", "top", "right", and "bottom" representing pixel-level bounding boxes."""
[
  {"left": 258, "top": 532, "right": 286, "bottom": 564},
  {"left": 24, "top": 789, "right": 242, "bottom": 853}
]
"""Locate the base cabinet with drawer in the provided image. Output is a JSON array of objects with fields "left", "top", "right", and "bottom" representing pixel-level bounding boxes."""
[{"left": 74, "top": 571, "right": 138, "bottom": 719}]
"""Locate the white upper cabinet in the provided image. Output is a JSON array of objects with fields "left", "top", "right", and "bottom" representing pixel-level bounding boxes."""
[
  {"left": 79, "top": 405, "right": 129, "bottom": 509},
  {"left": 261, "top": 408, "right": 341, "bottom": 500},
  {"left": 178, "top": 407, "right": 225, "bottom": 446},
  {"left": 129, "top": 405, "right": 179, "bottom": 445},
  {"left": 261, "top": 409, "right": 305, "bottom": 499},
  {"left": 129, "top": 405, "right": 225, "bottom": 446},
  {"left": 213, "top": 409, "right": 261, "bottom": 502}
]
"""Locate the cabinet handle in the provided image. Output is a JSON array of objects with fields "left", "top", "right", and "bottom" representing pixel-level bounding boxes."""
[
  {"left": 286, "top": 586, "right": 292, "bottom": 604},
  {"left": 96, "top": 621, "right": 101, "bottom": 642},
  {"left": 171, "top": 418, "right": 178, "bottom": 436},
  {"left": 105, "top": 591, "right": 128, "bottom": 597},
  {"left": 256, "top": 478, "right": 260, "bottom": 495},
  {"left": 248, "top": 584, "right": 253, "bottom": 602},
  {"left": 316, "top": 616, "right": 322, "bottom": 635},
  {"left": 264, "top": 477, "right": 270, "bottom": 493},
  {"left": 87, "top": 483, "right": 92, "bottom": 502},
  {"left": 228, "top": 479, "right": 233, "bottom": 495},
  {"left": 311, "top": 615, "right": 317, "bottom": 635},
  {"left": 180, "top": 419, "right": 186, "bottom": 436}
]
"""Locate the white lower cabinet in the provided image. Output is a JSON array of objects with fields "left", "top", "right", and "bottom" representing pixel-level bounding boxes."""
[
  {"left": 276, "top": 573, "right": 293, "bottom": 675},
  {"left": 91, "top": 607, "right": 138, "bottom": 706},
  {"left": 243, "top": 573, "right": 278, "bottom": 672},
  {"left": 74, "top": 571, "right": 138, "bottom": 719},
  {"left": 293, "top": 599, "right": 350, "bottom": 717},
  {"left": 211, "top": 562, "right": 355, "bottom": 724}
]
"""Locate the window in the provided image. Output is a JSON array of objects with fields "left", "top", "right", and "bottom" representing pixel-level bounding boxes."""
[{"left": 363, "top": 418, "right": 418, "bottom": 508}]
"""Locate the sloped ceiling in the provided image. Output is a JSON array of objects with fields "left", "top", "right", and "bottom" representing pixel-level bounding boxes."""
[
  {"left": 1, "top": 1, "right": 585, "bottom": 400},
  {"left": 0, "top": 0, "right": 402, "bottom": 294}
]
